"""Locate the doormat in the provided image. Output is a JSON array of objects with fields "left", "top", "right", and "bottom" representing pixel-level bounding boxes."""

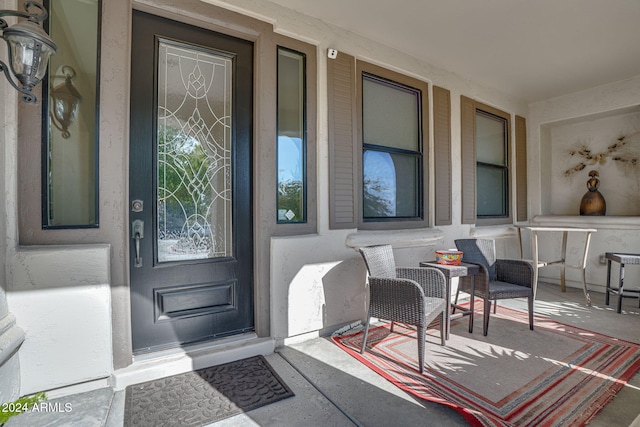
[
  {"left": 124, "top": 355, "right": 294, "bottom": 427},
  {"left": 333, "top": 305, "right": 640, "bottom": 427}
]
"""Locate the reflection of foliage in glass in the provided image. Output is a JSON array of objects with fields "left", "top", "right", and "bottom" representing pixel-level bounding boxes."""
[
  {"left": 277, "top": 180, "right": 303, "bottom": 220},
  {"left": 277, "top": 136, "right": 304, "bottom": 222},
  {"left": 363, "top": 178, "right": 393, "bottom": 217},
  {"left": 158, "top": 125, "right": 216, "bottom": 253}
]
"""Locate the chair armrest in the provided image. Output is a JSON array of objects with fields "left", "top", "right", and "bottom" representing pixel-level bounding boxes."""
[
  {"left": 457, "top": 261, "right": 490, "bottom": 297},
  {"left": 496, "top": 259, "right": 534, "bottom": 288},
  {"left": 396, "top": 267, "right": 446, "bottom": 299},
  {"left": 368, "top": 276, "right": 427, "bottom": 325}
]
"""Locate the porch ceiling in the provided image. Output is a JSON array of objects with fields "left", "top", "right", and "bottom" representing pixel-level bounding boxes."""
[{"left": 268, "top": 0, "right": 640, "bottom": 103}]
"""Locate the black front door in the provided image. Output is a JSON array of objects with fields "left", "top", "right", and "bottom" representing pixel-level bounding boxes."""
[{"left": 129, "top": 10, "right": 254, "bottom": 354}]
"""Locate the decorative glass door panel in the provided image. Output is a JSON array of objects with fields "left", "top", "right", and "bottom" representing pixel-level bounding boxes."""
[
  {"left": 130, "top": 10, "right": 254, "bottom": 353},
  {"left": 157, "top": 41, "right": 233, "bottom": 262}
]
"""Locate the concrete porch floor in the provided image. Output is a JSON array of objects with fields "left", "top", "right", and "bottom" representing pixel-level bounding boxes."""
[{"left": 6, "top": 282, "right": 640, "bottom": 427}]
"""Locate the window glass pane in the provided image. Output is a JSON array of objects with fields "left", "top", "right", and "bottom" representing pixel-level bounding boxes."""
[
  {"left": 363, "top": 150, "right": 418, "bottom": 218},
  {"left": 476, "top": 111, "right": 506, "bottom": 165},
  {"left": 157, "top": 41, "right": 233, "bottom": 262},
  {"left": 277, "top": 48, "right": 306, "bottom": 223},
  {"left": 477, "top": 164, "right": 507, "bottom": 217},
  {"left": 44, "top": 0, "right": 100, "bottom": 228},
  {"left": 362, "top": 76, "right": 419, "bottom": 151}
]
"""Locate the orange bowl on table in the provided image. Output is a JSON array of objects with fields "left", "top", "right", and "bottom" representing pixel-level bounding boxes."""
[{"left": 435, "top": 250, "right": 463, "bottom": 266}]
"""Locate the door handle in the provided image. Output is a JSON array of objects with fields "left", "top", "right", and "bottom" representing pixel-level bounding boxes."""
[{"left": 132, "top": 219, "right": 144, "bottom": 268}]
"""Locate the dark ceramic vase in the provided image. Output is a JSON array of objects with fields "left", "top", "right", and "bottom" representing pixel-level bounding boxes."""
[{"left": 580, "top": 170, "right": 606, "bottom": 216}]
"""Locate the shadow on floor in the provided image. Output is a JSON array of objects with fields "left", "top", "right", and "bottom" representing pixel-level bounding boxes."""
[{"left": 5, "top": 283, "right": 640, "bottom": 426}]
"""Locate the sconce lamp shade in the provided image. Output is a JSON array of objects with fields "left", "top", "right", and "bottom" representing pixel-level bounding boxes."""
[
  {"left": 0, "top": 1, "right": 57, "bottom": 103},
  {"left": 4, "top": 19, "right": 56, "bottom": 91},
  {"left": 51, "top": 67, "right": 81, "bottom": 139}
]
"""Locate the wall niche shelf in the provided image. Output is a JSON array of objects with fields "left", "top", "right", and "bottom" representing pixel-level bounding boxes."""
[
  {"left": 540, "top": 104, "right": 640, "bottom": 218},
  {"left": 532, "top": 215, "right": 640, "bottom": 230}
]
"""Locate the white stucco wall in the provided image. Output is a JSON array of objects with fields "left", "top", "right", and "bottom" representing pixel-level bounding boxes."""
[
  {"left": 7, "top": 245, "right": 113, "bottom": 395},
  {"left": 270, "top": 232, "right": 365, "bottom": 340},
  {"left": 549, "top": 111, "right": 640, "bottom": 216},
  {"left": 261, "top": 2, "right": 640, "bottom": 335},
  {"left": 217, "top": 0, "right": 529, "bottom": 341},
  {"left": 4, "top": 0, "right": 638, "bottom": 396},
  {"left": 0, "top": 84, "right": 21, "bottom": 402},
  {"left": 0, "top": 0, "right": 23, "bottom": 403},
  {"left": 529, "top": 76, "right": 640, "bottom": 217},
  {"left": 525, "top": 219, "right": 640, "bottom": 295},
  {"left": 529, "top": 76, "right": 640, "bottom": 294}
]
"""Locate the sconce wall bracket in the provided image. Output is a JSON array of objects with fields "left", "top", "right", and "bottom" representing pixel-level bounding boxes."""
[{"left": 0, "top": 59, "right": 36, "bottom": 101}]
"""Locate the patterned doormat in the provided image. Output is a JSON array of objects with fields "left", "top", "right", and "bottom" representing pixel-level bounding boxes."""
[{"left": 124, "top": 355, "right": 294, "bottom": 426}]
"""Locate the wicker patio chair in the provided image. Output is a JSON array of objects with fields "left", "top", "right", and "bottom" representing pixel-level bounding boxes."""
[
  {"left": 454, "top": 239, "right": 534, "bottom": 336},
  {"left": 359, "top": 244, "right": 447, "bottom": 374}
]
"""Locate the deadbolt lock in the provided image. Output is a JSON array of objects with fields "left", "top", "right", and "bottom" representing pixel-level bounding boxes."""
[{"left": 132, "top": 199, "right": 143, "bottom": 212}]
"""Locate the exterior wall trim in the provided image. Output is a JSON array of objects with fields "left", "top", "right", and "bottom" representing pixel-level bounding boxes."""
[
  {"left": 345, "top": 228, "right": 444, "bottom": 249},
  {"left": 0, "top": 314, "right": 25, "bottom": 367}
]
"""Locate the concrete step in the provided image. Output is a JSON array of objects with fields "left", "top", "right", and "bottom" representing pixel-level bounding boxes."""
[{"left": 112, "top": 333, "right": 275, "bottom": 390}]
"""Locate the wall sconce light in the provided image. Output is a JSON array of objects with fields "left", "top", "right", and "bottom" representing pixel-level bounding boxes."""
[
  {"left": 0, "top": 1, "right": 57, "bottom": 103},
  {"left": 50, "top": 65, "right": 81, "bottom": 138}
]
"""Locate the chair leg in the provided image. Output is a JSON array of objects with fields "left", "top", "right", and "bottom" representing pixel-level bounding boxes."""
[
  {"left": 440, "top": 312, "right": 446, "bottom": 346},
  {"left": 418, "top": 324, "right": 426, "bottom": 374},
  {"left": 617, "top": 263, "right": 625, "bottom": 314},
  {"left": 528, "top": 296, "right": 534, "bottom": 331},
  {"left": 468, "top": 289, "right": 475, "bottom": 334},
  {"left": 605, "top": 259, "right": 612, "bottom": 306},
  {"left": 360, "top": 317, "right": 371, "bottom": 354},
  {"left": 493, "top": 299, "right": 497, "bottom": 314},
  {"left": 483, "top": 299, "right": 491, "bottom": 336},
  {"left": 390, "top": 321, "right": 395, "bottom": 333}
]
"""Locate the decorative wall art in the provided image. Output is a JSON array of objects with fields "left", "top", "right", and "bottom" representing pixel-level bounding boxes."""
[
  {"left": 563, "top": 131, "right": 639, "bottom": 177},
  {"left": 549, "top": 111, "right": 640, "bottom": 216}
]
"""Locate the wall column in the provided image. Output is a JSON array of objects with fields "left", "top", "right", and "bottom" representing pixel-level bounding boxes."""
[{"left": 0, "top": 0, "right": 24, "bottom": 403}]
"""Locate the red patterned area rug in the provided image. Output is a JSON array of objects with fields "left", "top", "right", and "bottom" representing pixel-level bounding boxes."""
[{"left": 332, "top": 305, "right": 640, "bottom": 426}]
